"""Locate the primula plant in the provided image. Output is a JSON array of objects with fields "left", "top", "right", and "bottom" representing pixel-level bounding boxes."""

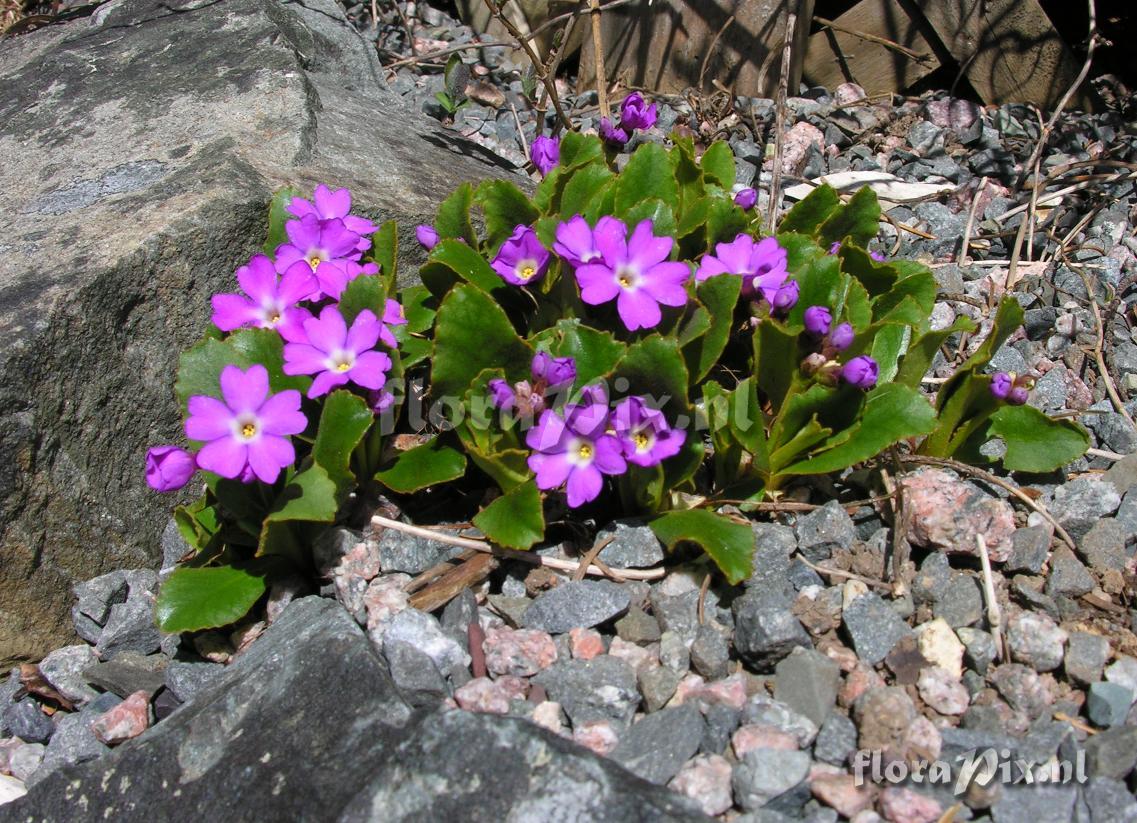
[{"left": 148, "top": 129, "right": 1089, "bottom": 633}]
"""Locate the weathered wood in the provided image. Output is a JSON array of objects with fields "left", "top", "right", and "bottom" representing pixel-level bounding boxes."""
[
  {"left": 909, "top": 0, "right": 1091, "bottom": 109},
  {"left": 578, "top": 0, "right": 815, "bottom": 99},
  {"left": 803, "top": 0, "right": 942, "bottom": 95},
  {"left": 407, "top": 552, "right": 498, "bottom": 613}
]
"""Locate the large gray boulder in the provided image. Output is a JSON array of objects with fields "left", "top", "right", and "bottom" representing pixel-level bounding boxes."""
[{"left": 0, "top": 0, "right": 519, "bottom": 663}]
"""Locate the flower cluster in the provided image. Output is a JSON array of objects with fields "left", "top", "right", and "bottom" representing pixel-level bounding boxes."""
[
  {"left": 599, "top": 93, "right": 658, "bottom": 149},
  {"left": 146, "top": 185, "right": 405, "bottom": 491},
  {"left": 989, "top": 371, "right": 1032, "bottom": 405},
  {"left": 798, "top": 304, "right": 879, "bottom": 390}
]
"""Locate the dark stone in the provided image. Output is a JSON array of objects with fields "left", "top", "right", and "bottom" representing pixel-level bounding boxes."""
[
  {"left": 532, "top": 656, "right": 640, "bottom": 728},
  {"left": 610, "top": 705, "right": 706, "bottom": 785},
  {"left": 746, "top": 523, "right": 797, "bottom": 602},
  {"left": 934, "top": 574, "right": 984, "bottom": 628},
  {"left": 1064, "top": 631, "right": 1110, "bottom": 686},
  {"left": 689, "top": 624, "right": 731, "bottom": 680},
  {"left": 1078, "top": 519, "right": 1129, "bottom": 573},
  {"left": 4, "top": 598, "right": 415, "bottom": 820},
  {"left": 163, "top": 661, "right": 224, "bottom": 703},
  {"left": 1050, "top": 478, "right": 1122, "bottom": 540},
  {"left": 376, "top": 529, "right": 463, "bottom": 575},
  {"left": 383, "top": 640, "right": 449, "bottom": 706},
  {"left": 732, "top": 590, "right": 810, "bottom": 670},
  {"left": 83, "top": 652, "right": 168, "bottom": 698},
  {"left": 439, "top": 588, "right": 477, "bottom": 651},
  {"left": 615, "top": 607, "right": 662, "bottom": 644},
  {"left": 597, "top": 520, "right": 666, "bottom": 569},
  {"left": 639, "top": 664, "right": 683, "bottom": 713},
  {"left": 912, "top": 552, "right": 951, "bottom": 605},
  {"left": 338, "top": 709, "right": 707, "bottom": 822},
  {"left": 522, "top": 581, "right": 630, "bottom": 634},
  {"left": 649, "top": 588, "right": 701, "bottom": 643},
  {"left": 151, "top": 688, "right": 181, "bottom": 722},
  {"left": 989, "top": 784, "right": 1077, "bottom": 823},
  {"left": 813, "top": 712, "right": 857, "bottom": 766},
  {"left": 1086, "top": 682, "right": 1134, "bottom": 728},
  {"left": 732, "top": 749, "right": 811, "bottom": 813},
  {"left": 1084, "top": 726, "right": 1137, "bottom": 779},
  {"left": 700, "top": 703, "right": 741, "bottom": 756},
  {"left": 29, "top": 712, "right": 107, "bottom": 787},
  {"left": 843, "top": 592, "right": 912, "bottom": 664},
  {"left": 94, "top": 571, "right": 163, "bottom": 659},
  {"left": 1046, "top": 547, "right": 1096, "bottom": 598},
  {"left": 0, "top": 0, "right": 520, "bottom": 664},
  {"left": 2, "top": 699, "right": 53, "bottom": 744},
  {"left": 1006, "top": 526, "right": 1050, "bottom": 574},
  {"left": 774, "top": 647, "right": 840, "bottom": 727},
  {"left": 794, "top": 501, "right": 856, "bottom": 563},
  {"left": 1084, "top": 777, "right": 1137, "bottom": 823}
]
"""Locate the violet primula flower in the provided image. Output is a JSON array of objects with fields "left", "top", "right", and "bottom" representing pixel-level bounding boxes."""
[
  {"left": 804, "top": 306, "right": 832, "bottom": 336},
  {"left": 841, "top": 355, "right": 879, "bottom": 389},
  {"left": 828, "top": 241, "right": 843, "bottom": 255},
  {"left": 310, "top": 259, "right": 379, "bottom": 303},
  {"left": 771, "top": 279, "right": 799, "bottom": 314},
  {"left": 612, "top": 397, "right": 687, "bottom": 468},
  {"left": 619, "top": 92, "right": 657, "bottom": 132},
  {"left": 274, "top": 214, "right": 363, "bottom": 300},
  {"left": 829, "top": 322, "right": 854, "bottom": 351},
  {"left": 211, "top": 254, "right": 316, "bottom": 342},
  {"left": 531, "top": 351, "right": 576, "bottom": 391},
  {"left": 416, "top": 224, "right": 440, "bottom": 250},
  {"left": 379, "top": 298, "right": 407, "bottom": 349},
  {"left": 488, "top": 378, "right": 516, "bottom": 410},
  {"left": 1007, "top": 386, "right": 1029, "bottom": 405},
  {"left": 492, "top": 225, "right": 551, "bottom": 286},
  {"left": 575, "top": 218, "right": 691, "bottom": 331},
  {"left": 870, "top": 250, "right": 886, "bottom": 262},
  {"left": 554, "top": 215, "right": 624, "bottom": 269},
  {"left": 185, "top": 365, "right": 306, "bottom": 484},
  {"left": 733, "top": 187, "right": 758, "bottom": 210},
  {"left": 990, "top": 372, "right": 1013, "bottom": 400},
  {"left": 696, "top": 234, "right": 789, "bottom": 302},
  {"left": 530, "top": 135, "right": 560, "bottom": 176},
  {"left": 283, "top": 306, "right": 393, "bottom": 399},
  {"left": 287, "top": 184, "right": 378, "bottom": 251},
  {"left": 599, "top": 117, "right": 629, "bottom": 148},
  {"left": 369, "top": 388, "right": 396, "bottom": 413},
  {"left": 526, "top": 396, "right": 626, "bottom": 508},
  {"left": 145, "top": 446, "right": 196, "bottom": 492}
]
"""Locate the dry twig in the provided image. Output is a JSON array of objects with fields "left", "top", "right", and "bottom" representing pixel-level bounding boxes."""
[
  {"left": 959, "top": 177, "right": 987, "bottom": 265},
  {"left": 697, "top": 14, "right": 735, "bottom": 91},
  {"left": 813, "top": 15, "right": 934, "bottom": 64},
  {"left": 976, "top": 534, "right": 1004, "bottom": 660},
  {"left": 794, "top": 554, "right": 891, "bottom": 591},
  {"left": 589, "top": 0, "right": 609, "bottom": 120},
  {"left": 766, "top": 7, "right": 797, "bottom": 234},
  {"left": 1071, "top": 263, "right": 1137, "bottom": 428}
]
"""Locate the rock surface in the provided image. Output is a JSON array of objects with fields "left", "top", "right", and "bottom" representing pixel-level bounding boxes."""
[{"left": 0, "top": 0, "right": 519, "bottom": 663}]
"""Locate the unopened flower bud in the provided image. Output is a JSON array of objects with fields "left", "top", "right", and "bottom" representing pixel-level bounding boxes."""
[
  {"left": 801, "top": 352, "right": 828, "bottom": 375},
  {"left": 415, "top": 224, "right": 439, "bottom": 250},
  {"left": 990, "top": 372, "right": 1013, "bottom": 400},
  {"left": 1007, "top": 386, "right": 1029, "bottom": 405},
  {"left": 771, "top": 280, "right": 799, "bottom": 314},
  {"left": 829, "top": 323, "right": 854, "bottom": 351},
  {"left": 841, "top": 355, "right": 879, "bottom": 390},
  {"left": 145, "top": 446, "right": 195, "bottom": 492},
  {"left": 804, "top": 305, "right": 832, "bottom": 337},
  {"left": 733, "top": 187, "right": 757, "bottom": 210}
]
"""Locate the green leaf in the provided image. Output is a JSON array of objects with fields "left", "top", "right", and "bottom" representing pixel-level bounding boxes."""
[
  {"left": 705, "top": 198, "right": 749, "bottom": 247},
  {"left": 397, "top": 284, "right": 437, "bottom": 334},
  {"left": 473, "top": 484, "right": 545, "bottom": 550},
  {"left": 420, "top": 239, "right": 505, "bottom": 298},
  {"left": 614, "top": 335, "right": 690, "bottom": 419},
  {"left": 616, "top": 143, "right": 678, "bottom": 214},
  {"left": 781, "top": 384, "right": 936, "bottom": 475},
  {"left": 779, "top": 185, "right": 840, "bottom": 236},
  {"left": 476, "top": 180, "right": 539, "bottom": 248},
  {"left": 375, "top": 437, "right": 467, "bottom": 493},
  {"left": 559, "top": 130, "right": 604, "bottom": 169},
  {"left": 175, "top": 329, "right": 309, "bottom": 410},
  {"left": 560, "top": 163, "right": 615, "bottom": 218},
  {"left": 264, "top": 186, "right": 301, "bottom": 255},
  {"left": 819, "top": 186, "right": 881, "bottom": 248},
  {"left": 683, "top": 275, "right": 741, "bottom": 382},
  {"left": 894, "top": 317, "right": 976, "bottom": 388},
  {"left": 621, "top": 199, "right": 677, "bottom": 239},
  {"left": 431, "top": 283, "right": 532, "bottom": 399},
  {"left": 700, "top": 141, "right": 735, "bottom": 189},
  {"left": 753, "top": 320, "right": 799, "bottom": 412},
  {"left": 728, "top": 377, "right": 769, "bottom": 473},
  {"left": 262, "top": 464, "right": 339, "bottom": 531},
  {"left": 530, "top": 320, "right": 627, "bottom": 388},
  {"left": 156, "top": 564, "right": 268, "bottom": 633},
  {"left": 312, "top": 391, "right": 374, "bottom": 497},
  {"left": 649, "top": 509, "right": 753, "bottom": 584},
  {"left": 435, "top": 182, "right": 476, "bottom": 245},
  {"left": 989, "top": 405, "right": 1090, "bottom": 473},
  {"left": 372, "top": 221, "right": 398, "bottom": 291},
  {"left": 338, "top": 274, "right": 388, "bottom": 325}
]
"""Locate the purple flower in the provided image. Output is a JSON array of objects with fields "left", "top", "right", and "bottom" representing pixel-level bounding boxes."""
[
  {"left": 611, "top": 397, "right": 687, "bottom": 468},
  {"left": 619, "top": 92, "right": 657, "bottom": 132},
  {"left": 841, "top": 355, "right": 879, "bottom": 389},
  {"left": 369, "top": 388, "right": 396, "bottom": 413},
  {"left": 695, "top": 234, "right": 789, "bottom": 302},
  {"left": 491, "top": 225, "right": 551, "bottom": 286},
  {"left": 379, "top": 298, "right": 407, "bottom": 349},
  {"left": 530, "top": 135, "right": 560, "bottom": 176},
  {"left": 804, "top": 306, "right": 832, "bottom": 337},
  {"left": 145, "top": 446, "right": 196, "bottom": 492},
  {"left": 273, "top": 215, "right": 363, "bottom": 300},
  {"left": 771, "top": 280, "right": 799, "bottom": 314},
  {"left": 488, "top": 378, "right": 516, "bottom": 410},
  {"left": 828, "top": 241, "right": 842, "bottom": 255},
  {"left": 185, "top": 365, "right": 307, "bottom": 484},
  {"left": 829, "top": 323, "right": 854, "bottom": 351},
  {"left": 1007, "top": 386, "right": 1029, "bottom": 405},
  {"left": 211, "top": 254, "right": 315, "bottom": 342},
  {"left": 554, "top": 215, "right": 624, "bottom": 269},
  {"left": 283, "top": 306, "right": 393, "bottom": 399},
  {"left": 990, "top": 372, "right": 1013, "bottom": 400},
  {"left": 870, "top": 250, "right": 887, "bottom": 262},
  {"left": 733, "top": 188, "right": 758, "bottom": 210},
  {"left": 531, "top": 351, "right": 576, "bottom": 391},
  {"left": 575, "top": 218, "right": 691, "bottom": 331},
  {"left": 416, "top": 224, "right": 440, "bottom": 250},
  {"left": 312, "top": 259, "right": 379, "bottom": 303},
  {"left": 287, "top": 184, "right": 378, "bottom": 251},
  {"left": 526, "top": 393, "right": 626, "bottom": 508},
  {"left": 599, "top": 117, "right": 629, "bottom": 148}
]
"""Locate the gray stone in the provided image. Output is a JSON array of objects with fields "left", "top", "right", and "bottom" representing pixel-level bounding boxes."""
[
  {"left": 532, "top": 656, "right": 640, "bottom": 728},
  {"left": 0, "top": 0, "right": 519, "bottom": 664},
  {"left": 843, "top": 592, "right": 912, "bottom": 664},
  {"left": 957, "top": 627, "right": 998, "bottom": 675},
  {"left": 384, "top": 640, "right": 449, "bottom": 706},
  {"left": 700, "top": 703, "right": 741, "bottom": 756},
  {"left": 376, "top": 529, "right": 463, "bottom": 575},
  {"left": 7, "top": 742, "right": 44, "bottom": 784},
  {"left": 740, "top": 696, "right": 819, "bottom": 747},
  {"left": 813, "top": 712, "right": 857, "bottom": 766},
  {"left": 1083, "top": 777, "right": 1137, "bottom": 823},
  {"left": 7, "top": 598, "right": 417, "bottom": 819},
  {"left": 659, "top": 631, "right": 690, "bottom": 672},
  {"left": 1084, "top": 726, "right": 1137, "bottom": 779},
  {"left": 1105, "top": 656, "right": 1137, "bottom": 692},
  {"left": 37, "top": 645, "right": 99, "bottom": 705},
  {"left": 1104, "top": 454, "right": 1137, "bottom": 495},
  {"left": 381, "top": 608, "right": 470, "bottom": 673},
  {"left": 339, "top": 709, "right": 707, "bottom": 822},
  {"left": 732, "top": 749, "right": 811, "bottom": 813},
  {"left": 732, "top": 590, "right": 811, "bottom": 670},
  {"left": 163, "top": 660, "right": 224, "bottom": 703},
  {"left": 1007, "top": 611, "right": 1067, "bottom": 672},
  {"left": 29, "top": 712, "right": 107, "bottom": 786},
  {"left": 597, "top": 520, "right": 666, "bottom": 569},
  {"left": 1078, "top": 519, "right": 1130, "bottom": 572},
  {"left": 610, "top": 705, "right": 706, "bottom": 785},
  {"left": 83, "top": 651, "right": 168, "bottom": 698},
  {"left": 487, "top": 595, "right": 530, "bottom": 627},
  {"left": 71, "top": 571, "right": 129, "bottom": 633},
  {"left": 93, "top": 570, "right": 162, "bottom": 659},
  {"left": 1006, "top": 526, "right": 1051, "bottom": 574},
  {"left": 991, "top": 664, "right": 1052, "bottom": 718},
  {"left": 1046, "top": 547, "right": 1096, "bottom": 598},
  {"left": 912, "top": 552, "right": 952, "bottom": 605},
  {"left": 1064, "top": 632, "right": 1110, "bottom": 686},
  {"left": 786, "top": 559, "right": 824, "bottom": 591},
  {"left": 2, "top": 700, "right": 53, "bottom": 744},
  {"left": 990, "top": 784, "right": 1077, "bottom": 823},
  {"left": 794, "top": 501, "right": 856, "bottom": 563},
  {"left": 649, "top": 588, "right": 701, "bottom": 643},
  {"left": 522, "top": 581, "right": 630, "bottom": 634},
  {"left": 934, "top": 574, "right": 984, "bottom": 628},
  {"left": 158, "top": 518, "right": 192, "bottom": 574},
  {"left": 747, "top": 523, "right": 797, "bottom": 602},
  {"left": 639, "top": 664, "right": 683, "bottom": 713},
  {"left": 80, "top": 692, "right": 123, "bottom": 717},
  {"left": 615, "top": 607, "right": 662, "bottom": 644},
  {"left": 773, "top": 647, "right": 840, "bottom": 727},
  {"left": 1050, "top": 478, "right": 1122, "bottom": 540},
  {"left": 690, "top": 624, "right": 731, "bottom": 680},
  {"left": 1086, "top": 682, "right": 1134, "bottom": 728},
  {"left": 439, "top": 589, "right": 478, "bottom": 650}
]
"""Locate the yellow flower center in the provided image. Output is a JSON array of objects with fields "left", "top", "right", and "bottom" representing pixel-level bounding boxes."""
[
  {"left": 615, "top": 264, "right": 639, "bottom": 290},
  {"left": 577, "top": 443, "right": 593, "bottom": 460},
  {"left": 519, "top": 264, "right": 536, "bottom": 281},
  {"left": 308, "top": 255, "right": 322, "bottom": 271},
  {"left": 634, "top": 432, "right": 650, "bottom": 449},
  {"left": 268, "top": 311, "right": 281, "bottom": 324},
  {"left": 241, "top": 422, "right": 257, "bottom": 438}
]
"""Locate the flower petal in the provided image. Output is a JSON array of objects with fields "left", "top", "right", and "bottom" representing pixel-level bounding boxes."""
[
  {"left": 195, "top": 437, "right": 248, "bottom": 479},
  {"left": 347, "top": 350, "right": 392, "bottom": 390},
  {"left": 246, "top": 435, "right": 295, "bottom": 484},
  {"left": 309, "top": 370, "right": 349, "bottom": 399},
  {"left": 257, "top": 390, "right": 307, "bottom": 436},
  {"left": 221, "top": 364, "right": 269, "bottom": 414},
  {"left": 306, "top": 306, "right": 349, "bottom": 353},
  {"left": 345, "top": 309, "right": 381, "bottom": 354},
  {"left": 616, "top": 288, "right": 662, "bottom": 331},
  {"left": 235, "top": 254, "right": 279, "bottom": 302},
  {"left": 627, "top": 219, "right": 672, "bottom": 268},
  {"left": 566, "top": 465, "right": 603, "bottom": 507},
  {"left": 529, "top": 452, "right": 573, "bottom": 490},
  {"left": 211, "top": 294, "right": 259, "bottom": 331},
  {"left": 185, "top": 395, "right": 233, "bottom": 441},
  {"left": 526, "top": 409, "right": 570, "bottom": 453},
  {"left": 576, "top": 264, "right": 620, "bottom": 305},
  {"left": 592, "top": 435, "right": 628, "bottom": 475},
  {"left": 592, "top": 216, "right": 628, "bottom": 267},
  {"left": 282, "top": 343, "right": 328, "bottom": 376},
  {"left": 313, "top": 184, "right": 351, "bottom": 219}
]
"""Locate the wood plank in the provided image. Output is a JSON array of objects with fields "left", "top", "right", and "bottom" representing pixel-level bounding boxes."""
[
  {"left": 908, "top": 0, "right": 1091, "bottom": 109},
  {"left": 803, "top": 0, "right": 942, "bottom": 95},
  {"left": 578, "top": 0, "right": 815, "bottom": 99}
]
